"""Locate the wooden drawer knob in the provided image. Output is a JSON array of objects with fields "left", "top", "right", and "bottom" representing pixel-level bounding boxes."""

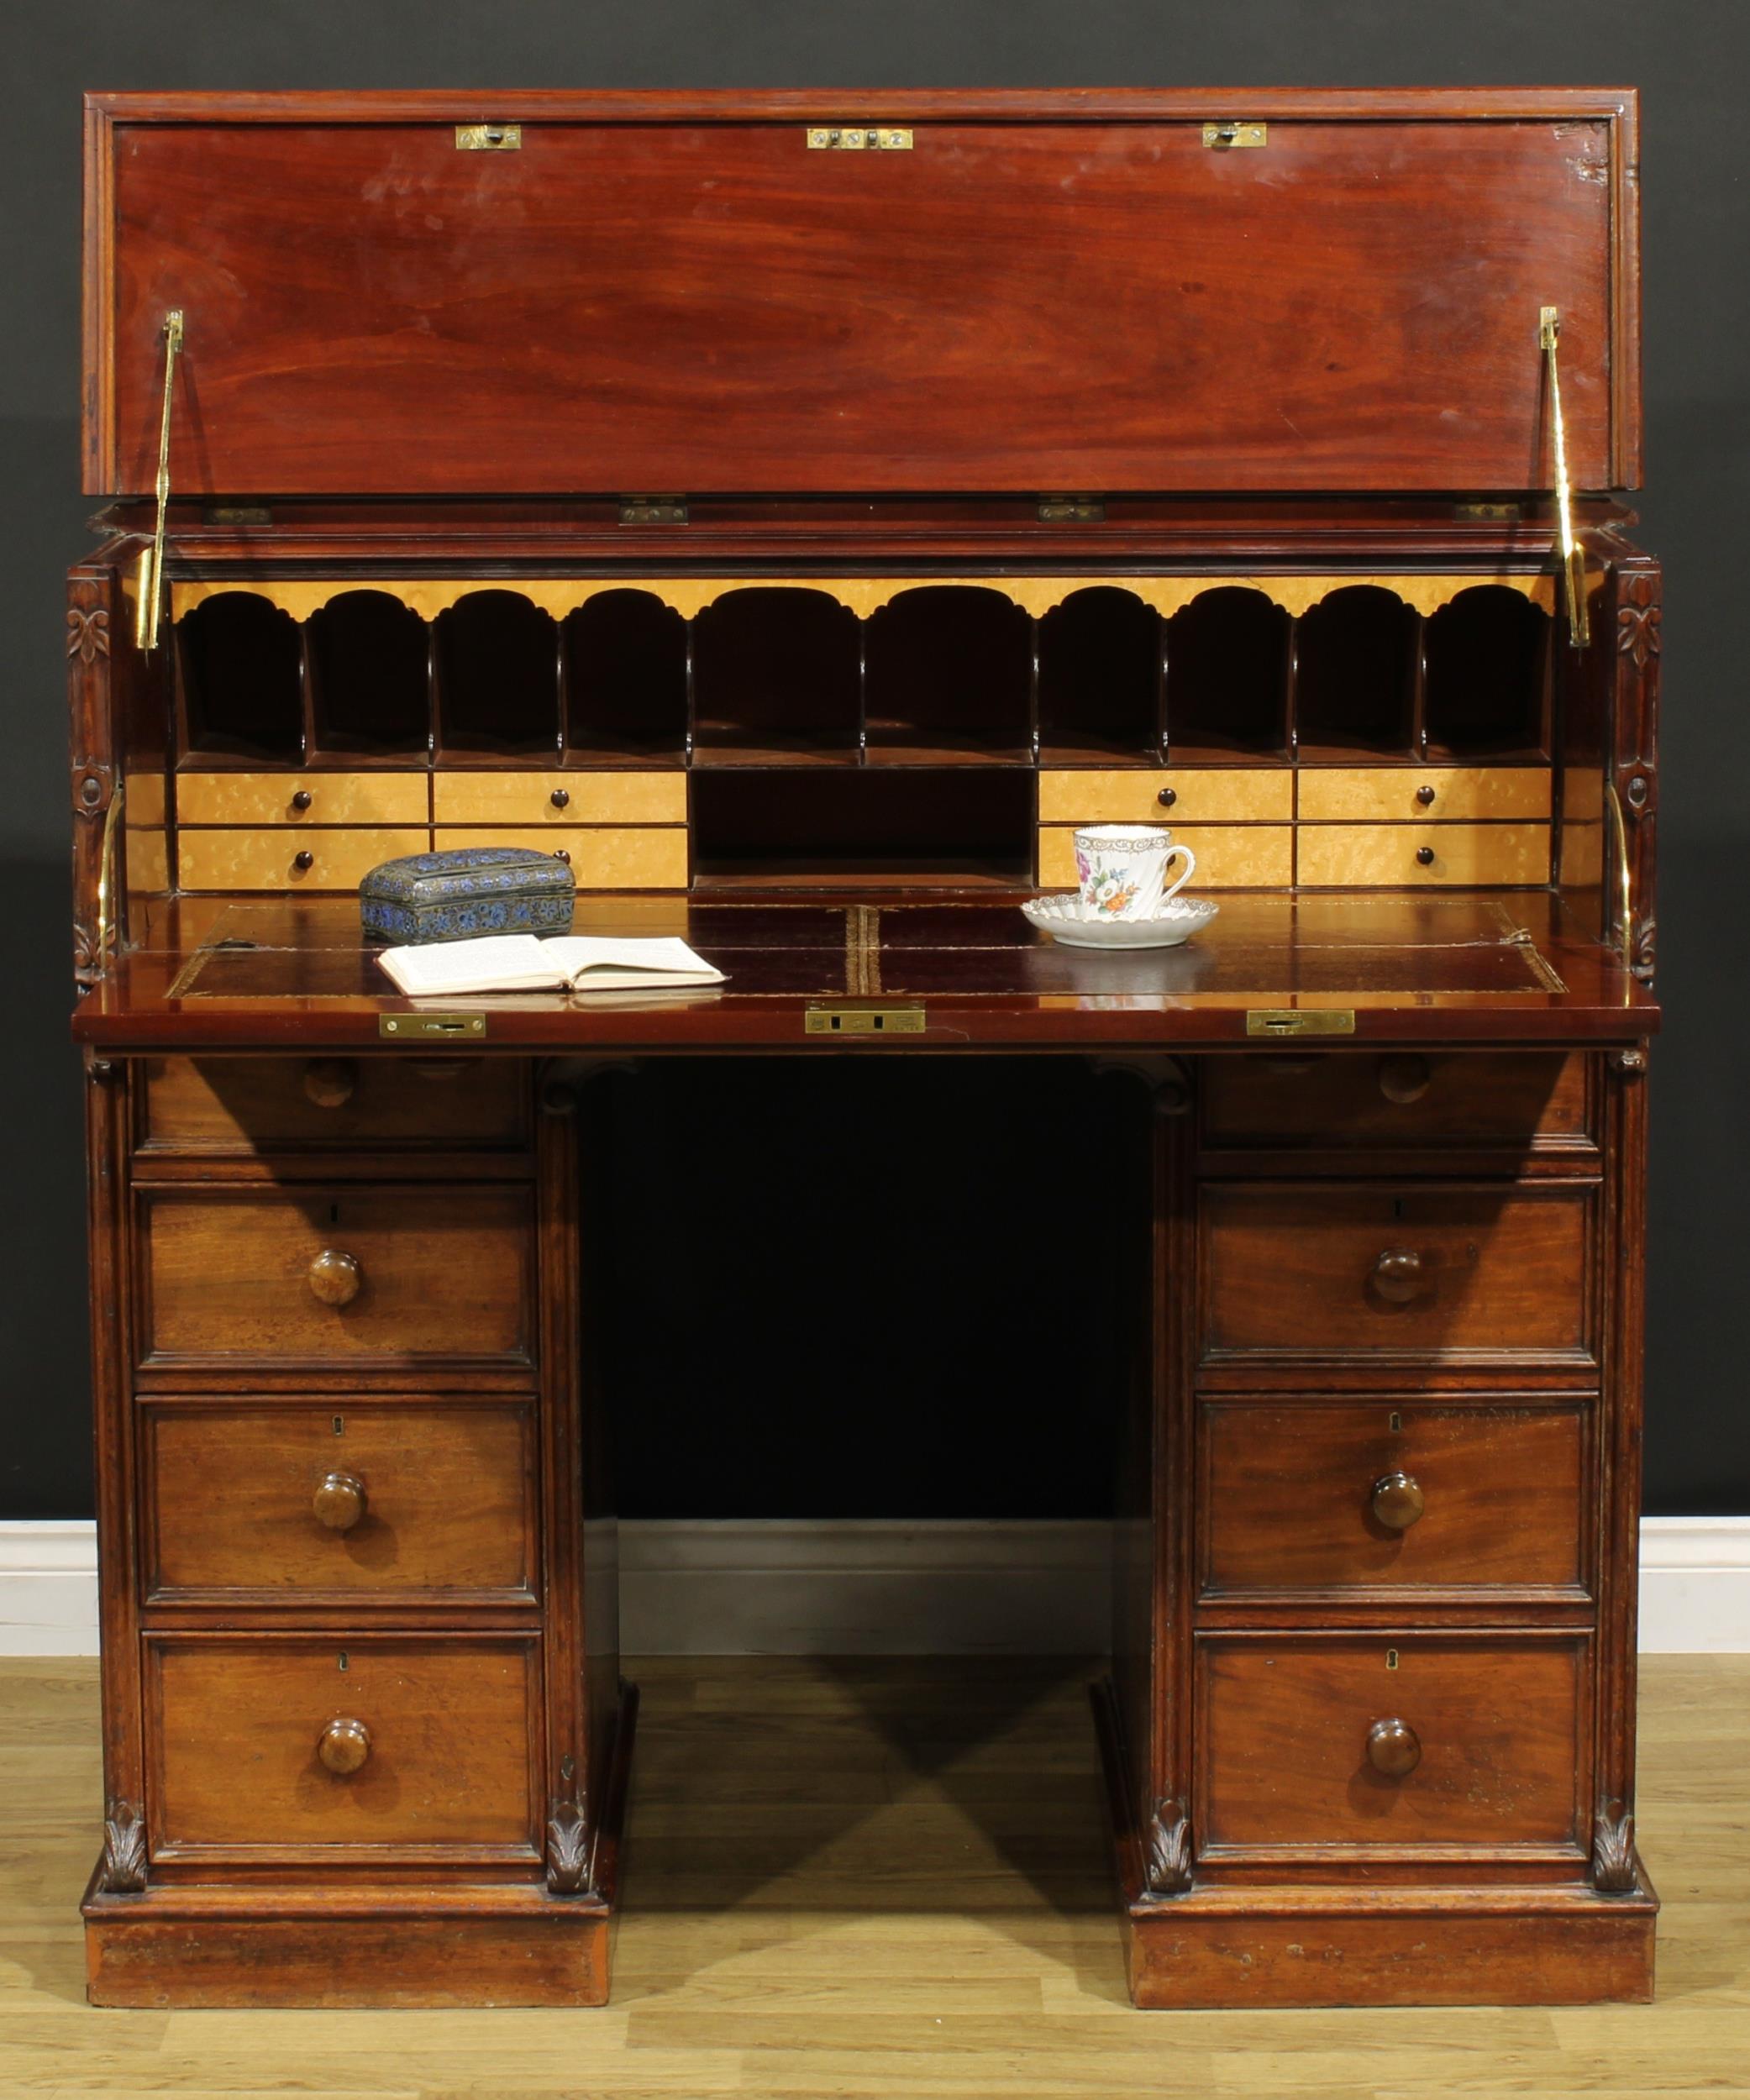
[
  {"left": 302, "top": 1058, "right": 357, "bottom": 1110},
  {"left": 1370, "top": 1470, "right": 1425, "bottom": 1530},
  {"left": 1376, "top": 1053, "right": 1431, "bottom": 1105},
  {"left": 313, "top": 1469, "right": 367, "bottom": 1531},
  {"left": 1366, "top": 1717, "right": 1422, "bottom": 1777},
  {"left": 1157, "top": 786, "right": 1177, "bottom": 808},
  {"left": 1370, "top": 1247, "right": 1428, "bottom": 1304},
  {"left": 292, "top": 849, "right": 315, "bottom": 874},
  {"left": 1415, "top": 784, "right": 1437, "bottom": 807},
  {"left": 290, "top": 788, "right": 313, "bottom": 812},
  {"left": 318, "top": 1717, "right": 371, "bottom": 1776},
  {"left": 1415, "top": 846, "right": 1436, "bottom": 867},
  {"left": 549, "top": 787, "right": 570, "bottom": 809},
  {"left": 307, "top": 1249, "right": 361, "bottom": 1306}
]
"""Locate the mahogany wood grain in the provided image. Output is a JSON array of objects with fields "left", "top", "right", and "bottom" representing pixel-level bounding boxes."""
[
  {"left": 144, "top": 1635, "right": 541, "bottom": 1857},
  {"left": 1201, "top": 1049, "right": 1590, "bottom": 1153},
  {"left": 139, "top": 1054, "right": 529, "bottom": 1152},
  {"left": 1197, "top": 1400, "right": 1587, "bottom": 1599},
  {"left": 138, "top": 1186, "right": 535, "bottom": 1369},
  {"left": 140, "top": 1400, "right": 537, "bottom": 1601},
  {"left": 1196, "top": 1635, "right": 1588, "bottom": 1856},
  {"left": 92, "top": 95, "right": 1631, "bottom": 500},
  {"left": 1198, "top": 1182, "right": 1595, "bottom": 1370}
]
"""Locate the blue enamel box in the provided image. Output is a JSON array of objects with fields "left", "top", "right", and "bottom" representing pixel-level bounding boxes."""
[{"left": 359, "top": 847, "right": 576, "bottom": 944}]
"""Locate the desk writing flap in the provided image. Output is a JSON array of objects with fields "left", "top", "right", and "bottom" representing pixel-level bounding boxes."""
[{"left": 86, "top": 90, "right": 1639, "bottom": 499}]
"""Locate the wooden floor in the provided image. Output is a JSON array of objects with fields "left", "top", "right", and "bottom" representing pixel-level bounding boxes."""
[{"left": 3, "top": 1655, "right": 1747, "bottom": 2097}]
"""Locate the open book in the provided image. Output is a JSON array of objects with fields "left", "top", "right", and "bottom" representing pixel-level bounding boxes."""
[{"left": 377, "top": 934, "right": 725, "bottom": 998}]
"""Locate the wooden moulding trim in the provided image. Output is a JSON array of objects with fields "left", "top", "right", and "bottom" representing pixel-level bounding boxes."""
[{"left": 166, "top": 573, "right": 1564, "bottom": 626}]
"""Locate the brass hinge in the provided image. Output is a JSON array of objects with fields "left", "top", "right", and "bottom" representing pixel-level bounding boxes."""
[
  {"left": 619, "top": 497, "right": 688, "bottom": 526},
  {"left": 807, "top": 127, "right": 912, "bottom": 151},
  {"left": 1203, "top": 122, "right": 1266, "bottom": 149},
  {"left": 1453, "top": 501, "right": 1522, "bottom": 522},
  {"left": 456, "top": 123, "right": 521, "bottom": 150},
  {"left": 1038, "top": 496, "right": 1106, "bottom": 524},
  {"left": 380, "top": 1013, "right": 487, "bottom": 1040},
  {"left": 805, "top": 1005, "right": 927, "bottom": 1036},
  {"left": 1245, "top": 1009, "right": 1356, "bottom": 1037}
]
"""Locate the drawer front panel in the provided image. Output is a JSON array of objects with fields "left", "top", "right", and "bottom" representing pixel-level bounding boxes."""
[
  {"left": 1297, "top": 768, "right": 1552, "bottom": 823},
  {"left": 1200, "top": 1402, "right": 1586, "bottom": 1595},
  {"left": 140, "top": 1055, "right": 528, "bottom": 1153},
  {"left": 177, "top": 827, "right": 430, "bottom": 892},
  {"left": 1201, "top": 1052, "right": 1590, "bottom": 1153},
  {"left": 1039, "top": 824, "right": 1293, "bottom": 890},
  {"left": 1297, "top": 822, "right": 1550, "bottom": 886},
  {"left": 145, "top": 1635, "right": 539, "bottom": 1856},
  {"left": 433, "top": 769, "right": 686, "bottom": 826},
  {"left": 1038, "top": 768, "right": 1295, "bottom": 825},
  {"left": 142, "top": 1402, "right": 536, "bottom": 1600},
  {"left": 176, "top": 773, "right": 429, "bottom": 827},
  {"left": 433, "top": 827, "right": 687, "bottom": 890},
  {"left": 1198, "top": 1635, "right": 1586, "bottom": 1854},
  {"left": 1200, "top": 1184, "right": 1593, "bottom": 1367},
  {"left": 140, "top": 1188, "right": 534, "bottom": 1368}
]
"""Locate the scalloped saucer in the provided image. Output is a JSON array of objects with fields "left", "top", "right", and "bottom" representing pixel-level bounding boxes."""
[{"left": 1021, "top": 893, "right": 1219, "bottom": 950}]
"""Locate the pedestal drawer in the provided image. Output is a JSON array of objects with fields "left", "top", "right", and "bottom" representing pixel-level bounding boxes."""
[
  {"left": 1200, "top": 1184, "right": 1594, "bottom": 1371},
  {"left": 141, "top": 1402, "right": 536, "bottom": 1602},
  {"left": 139, "top": 1055, "right": 528, "bottom": 1153},
  {"left": 1196, "top": 1635, "right": 1587, "bottom": 1858},
  {"left": 1201, "top": 1052, "right": 1590, "bottom": 1155},
  {"left": 145, "top": 1635, "right": 540, "bottom": 1861},
  {"left": 139, "top": 1187, "right": 535, "bottom": 1371},
  {"left": 1199, "top": 1401, "right": 1586, "bottom": 1597}
]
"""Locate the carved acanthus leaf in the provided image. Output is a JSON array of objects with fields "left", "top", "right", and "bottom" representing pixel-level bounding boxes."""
[
  {"left": 100, "top": 1799, "right": 147, "bottom": 1893},
  {"left": 1140, "top": 1798, "right": 1192, "bottom": 1899},
  {"left": 546, "top": 1796, "right": 591, "bottom": 1895},
  {"left": 1593, "top": 1806, "right": 1637, "bottom": 1893}
]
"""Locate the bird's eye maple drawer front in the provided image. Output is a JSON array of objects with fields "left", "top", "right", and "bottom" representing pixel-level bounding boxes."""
[
  {"left": 1196, "top": 1635, "right": 1589, "bottom": 1860},
  {"left": 1199, "top": 1184, "right": 1595, "bottom": 1372},
  {"left": 143, "top": 1635, "right": 541, "bottom": 1862},
  {"left": 1201, "top": 1052, "right": 1591, "bottom": 1158},
  {"left": 139, "top": 1055, "right": 529, "bottom": 1154},
  {"left": 1198, "top": 1402, "right": 1588, "bottom": 1599},
  {"left": 138, "top": 1187, "right": 535, "bottom": 1371},
  {"left": 140, "top": 1403, "right": 537, "bottom": 1604}
]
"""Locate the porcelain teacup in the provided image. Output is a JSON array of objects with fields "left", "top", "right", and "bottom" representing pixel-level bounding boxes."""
[{"left": 1072, "top": 824, "right": 1197, "bottom": 920}]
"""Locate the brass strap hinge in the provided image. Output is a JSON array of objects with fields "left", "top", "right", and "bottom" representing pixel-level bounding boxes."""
[
  {"left": 1540, "top": 305, "right": 1590, "bottom": 650},
  {"left": 807, "top": 127, "right": 912, "bottom": 151},
  {"left": 1038, "top": 496, "right": 1106, "bottom": 523},
  {"left": 619, "top": 497, "right": 688, "bottom": 526},
  {"left": 135, "top": 309, "right": 183, "bottom": 654}
]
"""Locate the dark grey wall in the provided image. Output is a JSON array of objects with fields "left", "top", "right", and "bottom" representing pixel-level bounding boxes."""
[{"left": 4, "top": 1, "right": 1746, "bottom": 1518}]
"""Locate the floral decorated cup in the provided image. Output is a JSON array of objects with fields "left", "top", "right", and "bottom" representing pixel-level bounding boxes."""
[{"left": 1071, "top": 824, "right": 1197, "bottom": 920}]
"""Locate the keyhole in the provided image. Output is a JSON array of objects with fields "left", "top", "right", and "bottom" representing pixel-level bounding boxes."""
[
  {"left": 332, "top": 1415, "right": 345, "bottom": 1436},
  {"left": 338, "top": 1651, "right": 349, "bottom": 1672}
]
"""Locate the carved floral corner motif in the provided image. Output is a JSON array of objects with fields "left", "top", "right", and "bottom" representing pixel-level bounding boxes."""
[
  {"left": 66, "top": 606, "right": 111, "bottom": 665},
  {"left": 1140, "top": 1798, "right": 1192, "bottom": 1900},
  {"left": 1592, "top": 1806, "right": 1638, "bottom": 1894},
  {"left": 1616, "top": 595, "right": 1662, "bottom": 670},
  {"left": 99, "top": 1799, "right": 147, "bottom": 1893},
  {"left": 546, "top": 1796, "right": 592, "bottom": 1895}
]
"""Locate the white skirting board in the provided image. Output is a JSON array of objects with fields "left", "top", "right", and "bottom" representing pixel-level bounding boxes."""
[{"left": 3, "top": 1516, "right": 1748, "bottom": 1657}]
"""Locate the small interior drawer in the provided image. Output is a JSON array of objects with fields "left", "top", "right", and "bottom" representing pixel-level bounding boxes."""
[
  {"left": 1038, "top": 768, "right": 1294, "bottom": 825},
  {"left": 176, "top": 772, "right": 429, "bottom": 827},
  {"left": 1296, "top": 822, "right": 1550, "bottom": 886},
  {"left": 1199, "top": 1400, "right": 1587, "bottom": 1597},
  {"left": 1297, "top": 767, "right": 1552, "bottom": 823},
  {"left": 433, "top": 769, "right": 686, "bottom": 826},
  {"left": 176, "top": 827, "right": 431, "bottom": 892},
  {"left": 1199, "top": 1182, "right": 1594, "bottom": 1370},
  {"left": 432, "top": 827, "right": 687, "bottom": 889},
  {"left": 139, "top": 1186, "right": 535, "bottom": 1371},
  {"left": 1196, "top": 1634, "right": 1587, "bottom": 1857},
  {"left": 1039, "top": 824, "right": 1292, "bottom": 890},
  {"left": 1201, "top": 1052, "right": 1590, "bottom": 1154},
  {"left": 141, "top": 1401, "right": 537, "bottom": 1602},
  {"left": 139, "top": 1055, "right": 528, "bottom": 1153},
  {"left": 145, "top": 1634, "right": 540, "bottom": 1859}
]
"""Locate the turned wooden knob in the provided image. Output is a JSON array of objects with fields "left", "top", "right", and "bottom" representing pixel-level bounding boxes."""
[
  {"left": 302, "top": 1058, "right": 357, "bottom": 1110},
  {"left": 290, "top": 788, "right": 313, "bottom": 812},
  {"left": 1157, "top": 786, "right": 1177, "bottom": 808},
  {"left": 1366, "top": 1717, "right": 1422, "bottom": 1777},
  {"left": 1415, "top": 783, "right": 1436, "bottom": 807},
  {"left": 1371, "top": 1247, "right": 1428, "bottom": 1304},
  {"left": 553, "top": 848, "right": 571, "bottom": 864},
  {"left": 1415, "top": 845, "right": 1436, "bottom": 867},
  {"left": 1376, "top": 1053, "right": 1432, "bottom": 1105},
  {"left": 1371, "top": 1471, "right": 1425, "bottom": 1530},
  {"left": 307, "top": 1249, "right": 361, "bottom": 1306},
  {"left": 312, "top": 1469, "right": 367, "bottom": 1531},
  {"left": 318, "top": 1717, "right": 371, "bottom": 1776},
  {"left": 292, "top": 849, "right": 315, "bottom": 874},
  {"left": 549, "top": 787, "right": 570, "bottom": 809}
]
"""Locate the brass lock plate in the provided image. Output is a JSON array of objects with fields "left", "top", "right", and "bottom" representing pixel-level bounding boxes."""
[
  {"left": 1244, "top": 1009, "right": 1357, "bottom": 1037},
  {"left": 805, "top": 1005, "right": 927, "bottom": 1036},
  {"left": 380, "top": 1014, "right": 487, "bottom": 1040},
  {"left": 456, "top": 123, "right": 521, "bottom": 150}
]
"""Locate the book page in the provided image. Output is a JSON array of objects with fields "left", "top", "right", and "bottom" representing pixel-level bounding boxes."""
[
  {"left": 540, "top": 936, "right": 723, "bottom": 983},
  {"left": 376, "top": 935, "right": 561, "bottom": 996}
]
